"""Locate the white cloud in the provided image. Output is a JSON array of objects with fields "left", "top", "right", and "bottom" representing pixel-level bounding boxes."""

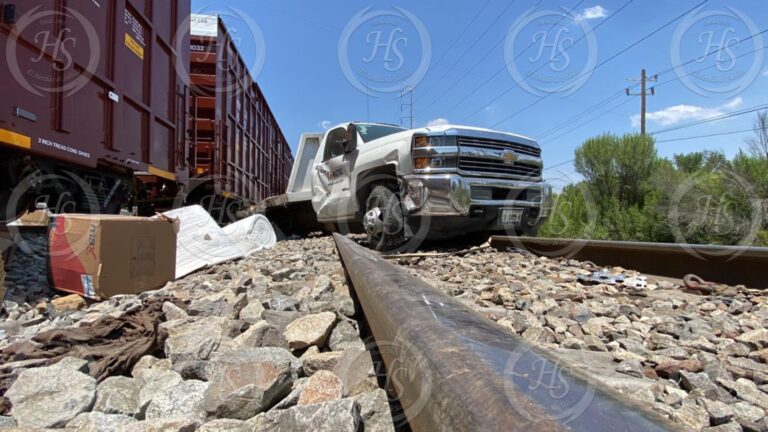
[
  {"left": 631, "top": 97, "right": 743, "bottom": 128},
  {"left": 425, "top": 118, "right": 450, "bottom": 127},
  {"left": 319, "top": 120, "right": 332, "bottom": 130},
  {"left": 575, "top": 5, "right": 608, "bottom": 22}
]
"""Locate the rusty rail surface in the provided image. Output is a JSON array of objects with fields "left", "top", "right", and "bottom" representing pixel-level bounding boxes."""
[
  {"left": 490, "top": 236, "right": 768, "bottom": 288},
  {"left": 333, "top": 234, "right": 677, "bottom": 432}
]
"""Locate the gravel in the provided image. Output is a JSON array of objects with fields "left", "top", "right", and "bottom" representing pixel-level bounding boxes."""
[
  {"left": 4, "top": 231, "right": 766, "bottom": 431},
  {"left": 390, "top": 242, "right": 768, "bottom": 431},
  {"left": 0, "top": 235, "right": 397, "bottom": 431}
]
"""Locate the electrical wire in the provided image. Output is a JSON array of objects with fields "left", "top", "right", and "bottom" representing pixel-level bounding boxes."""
[
  {"left": 485, "top": 0, "right": 708, "bottom": 128},
  {"left": 415, "top": 0, "right": 518, "bottom": 104}
]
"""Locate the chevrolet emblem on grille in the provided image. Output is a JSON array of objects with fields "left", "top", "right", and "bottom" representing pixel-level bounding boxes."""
[{"left": 501, "top": 150, "right": 519, "bottom": 163}]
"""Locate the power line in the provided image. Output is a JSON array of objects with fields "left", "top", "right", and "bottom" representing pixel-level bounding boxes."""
[
  {"left": 429, "top": 0, "right": 492, "bottom": 70},
  {"left": 651, "top": 103, "right": 768, "bottom": 135},
  {"left": 534, "top": 31, "right": 767, "bottom": 142},
  {"left": 486, "top": 0, "right": 708, "bottom": 128},
  {"left": 535, "top": 87, "right": 637, "bottom": 140},
  {"left": 655, "top": 128, "right": 757, "bottom": 143},
  {"left": 544, "top": 108, "right": 767, "bottom": 173},
  {"left": 415, "top": 0, "right": 518, "bottom": 104},
  {"left": 459, "top": 0, "right": 634, "bottom": 123},
  {"left": 540, "top": 97, "right": 635, "bottom": 145},
  {"left": 419, "top": 0, "right": 576, "bottom": 118}
]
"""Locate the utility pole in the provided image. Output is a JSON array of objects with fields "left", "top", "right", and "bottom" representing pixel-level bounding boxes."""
[
  {"left": 626, "top": 69, "right": 657, "bottom": 135},
  {"left": 400, "top": 86, "right": 413, "bottom": 129}
]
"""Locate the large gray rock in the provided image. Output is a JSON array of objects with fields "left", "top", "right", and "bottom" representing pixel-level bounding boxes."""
[
  {"left": 94, "top": 376, "right": 140, "bottom": 416},
  {"left": 233, "top": 320, "right": 270, "bottom": 348},
  {"left": 240, "top": 301, "right": 266, "bottom": 324},
  {"left": 731, "top": 401, "right": 764, "bottom": 425},
  {"left": 162, "top": 301, "right": 188, "bottom": 321},
  {"left": 135, "top": 368, "right": 183, "bottom": 412},
  {"left": 203, "top": 348, "right": 295, "bottom": 419},
  {"left": 66, "top": 412, "right": 136, "bottom": 432},
  {"left": 672, "top": 399, "right": 710, "bottom": 431},
  {"left": 284, "top": 312, "right": 337, "bottom": 350},
  {"left": 198, "top": 418, "right": 253, "bottom": 432},
  {"left": 6, "top": 357, "right": 96, "bottom": 428},
  {"left": 163, "top": 316, "right": 229, "bottom": 376},
  {"left": 297, "top": 371, "right": 344, "bottom": 406},
  {"left": 733, "top": 378, "right": 768, "bottom": 410},
  {"left": 355, "top": 389, "right": 396, "bottom": 432},
  {"left": 302, "top": 351, "right": 344, "bottom": 376},
  {"left": 116, "top": 418, "right": 199, "bottom": 432},
  {"left": 736, "top": 329, "right": 768, "bottom": 349},
  {"left": 333, "top": 348, "right": 379, "bottom": 397},
  {"left": 328, "top": 320, "right": 363, "bottom": 351},
  {"left": 253, "top": 399, "right": 361, "bottom": 432},
  {"left": 699, "top": 398, "right": 735, "bottom": 426},
  {"left": 145, "top": 380, "right": 209, "bottom": 423}
]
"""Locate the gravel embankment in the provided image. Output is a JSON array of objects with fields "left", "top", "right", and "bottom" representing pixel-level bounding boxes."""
[
  {"left": 391, "top": 245, "right": 768, "bottom": 432},
  {"left": 0, "top": 234, "right": 397, "bottom": 431}
]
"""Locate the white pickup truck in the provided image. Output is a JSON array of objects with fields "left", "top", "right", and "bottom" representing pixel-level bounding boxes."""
[{"left": 261, "top": 122, "right": 552, "bottom": 251}]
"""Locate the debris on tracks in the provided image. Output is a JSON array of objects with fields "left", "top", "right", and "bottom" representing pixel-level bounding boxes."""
[{"left": 0, "top": 235, "right": 395, "bottom": 430}]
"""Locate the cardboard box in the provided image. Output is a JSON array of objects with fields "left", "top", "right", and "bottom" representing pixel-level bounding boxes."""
[{"left": 49, "top": 215, "right": 177, "bottom": 300}]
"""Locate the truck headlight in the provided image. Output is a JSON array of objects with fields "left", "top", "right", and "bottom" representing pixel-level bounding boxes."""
[
  {"left": 414, "top": 157, "right": 457, "bottom": 170},
  {"left": 412, "top": 135, "right": 458, "bottom": 172}
]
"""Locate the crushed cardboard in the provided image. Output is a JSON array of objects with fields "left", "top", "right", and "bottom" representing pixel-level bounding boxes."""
[{"left": 7, "top": 209, "right": 51, "bottom": 228}]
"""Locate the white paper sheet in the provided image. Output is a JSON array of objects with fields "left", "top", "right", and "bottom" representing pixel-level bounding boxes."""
[{"left": 161, "top": 205, "right": 245, "bottom": 279}]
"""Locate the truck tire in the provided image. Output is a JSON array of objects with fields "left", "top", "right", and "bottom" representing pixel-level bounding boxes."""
[{"left": 364, "top": 183, "right": 406, "bottom": 251}]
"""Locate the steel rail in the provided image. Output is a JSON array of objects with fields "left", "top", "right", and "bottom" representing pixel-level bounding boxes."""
[
  {"left": 333, "top": 233, "right": 678, "bottom": 432},
  {"left": 490, "top": 236, "right": 768, "bottom": 288}
]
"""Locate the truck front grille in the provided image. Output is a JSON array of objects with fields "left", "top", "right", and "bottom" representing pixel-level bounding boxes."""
[
  {"left": 458, "top": 137, "right": 541, "bottom": 157},
  {"left": 457, "top": 136, "right": 543, "bottom": 180},
  {"left": 458, "top": 157, "right": 542, "bottom": 179}
]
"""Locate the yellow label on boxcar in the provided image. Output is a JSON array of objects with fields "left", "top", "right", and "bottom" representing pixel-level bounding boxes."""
[
  {"left": 0, "top": 128, "right": 32, "bottom": 149},
  {"left": 125, "top": 33, "right": 144, "bottom": 60}
]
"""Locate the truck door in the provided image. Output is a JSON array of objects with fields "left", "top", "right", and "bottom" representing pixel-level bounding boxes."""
[{"left": 311, "top": 126, "right": 356, "bottom": 222}]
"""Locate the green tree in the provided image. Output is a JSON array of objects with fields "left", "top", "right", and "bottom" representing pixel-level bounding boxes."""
[{"left": 574, "top": 133, "right": 658, "bottom": 209}]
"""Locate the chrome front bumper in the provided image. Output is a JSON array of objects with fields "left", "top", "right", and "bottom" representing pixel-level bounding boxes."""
[{"left": 401, "top": 174, "right": 553, "bottom": 218}]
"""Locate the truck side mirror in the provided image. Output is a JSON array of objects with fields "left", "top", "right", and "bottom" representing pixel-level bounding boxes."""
[{"left": 344, "top": 124, "right": 358, "bottom": 153}]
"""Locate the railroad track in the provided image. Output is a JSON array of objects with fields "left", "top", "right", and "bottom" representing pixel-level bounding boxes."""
[
  {"left": 489, "top": 236, "right": 768, "bottom": 289},
  {"left": 333, "top": 233, "right": 679, "bottom": 431}
]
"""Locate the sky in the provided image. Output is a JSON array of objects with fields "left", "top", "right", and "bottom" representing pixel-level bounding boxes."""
[{"left": 191, "top": 0, "right": 768, "bottom": 187}]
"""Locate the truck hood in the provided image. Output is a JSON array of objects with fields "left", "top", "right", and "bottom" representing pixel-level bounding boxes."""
[{"left": 415, "top": 124, "right": 539, "bottom": 148}]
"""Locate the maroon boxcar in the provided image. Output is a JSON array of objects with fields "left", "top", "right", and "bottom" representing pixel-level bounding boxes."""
[
  {"left": 187, "top": 14, "right": 292, "bottom": 214},
  {"left": 0, "top": 0, "right": 190, "bottom": 221}
]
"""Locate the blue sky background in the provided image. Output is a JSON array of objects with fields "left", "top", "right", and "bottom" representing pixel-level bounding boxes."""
[{"left": 191, "top": 0, "right": 768, "bottom": 186}]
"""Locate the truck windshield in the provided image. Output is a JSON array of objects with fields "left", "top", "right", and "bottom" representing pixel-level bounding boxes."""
[{"left": 355, "top": 124, "right": 407, "bottom": 143}]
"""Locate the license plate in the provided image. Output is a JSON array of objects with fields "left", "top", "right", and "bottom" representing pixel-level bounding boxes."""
[{"left": 500, "top": 208, "right": 524, "bottom": 225}]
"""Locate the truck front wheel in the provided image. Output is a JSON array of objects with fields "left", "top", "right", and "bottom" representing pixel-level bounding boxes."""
[{"left": 364, "top": 184, "right": 406, "bottom": 251}]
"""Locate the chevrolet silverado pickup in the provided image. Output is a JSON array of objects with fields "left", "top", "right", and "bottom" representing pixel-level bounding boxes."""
[{"left": 261, "top": 122, "right": 552, "bottom": 251}]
